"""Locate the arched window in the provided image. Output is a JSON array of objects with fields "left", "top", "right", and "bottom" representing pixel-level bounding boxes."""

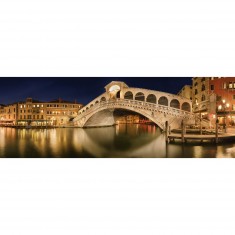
[
  {"left": 146, "top": 94, "right": 157, "bottom": 104},
  {"left": 86, "top": 107, "right": 89, "bottom": 110},
  {"left": 124, "top": 91, "right": 133, "bottom": 100},
  {"left": 95, "top": 100, "right": 99, "bottom": 104},
  {"left": 90, "top": 104, "right": 94, "bottom": 108},
  {"left": 100, "top": 97, "right": 106, "bottom": 102},
  {"left": 158, "top": 96, "right": 168, "bottom": 106},
  {"left": 182, "top": 102, "right": 191, "bottom": 112},
  {"left": 170, "top": 99, "right": 180, "bottom": 109},
  {"left": 201, "top": 84, "right": 206, "bottom": 91},
  {"left": 135, "top": 92, "right": 145, "bottom": 101},
  {"left": 201, "top": 95, "right": 206, "bottom": 101}
]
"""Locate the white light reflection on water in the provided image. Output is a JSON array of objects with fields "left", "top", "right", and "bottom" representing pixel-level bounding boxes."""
[{"left": 0, "top": 125, "right": 235, "bottom": 158}]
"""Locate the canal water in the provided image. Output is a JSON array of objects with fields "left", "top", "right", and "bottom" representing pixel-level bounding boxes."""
[{"left": 0, "top": 124, "right": 235, "bottom": 158}]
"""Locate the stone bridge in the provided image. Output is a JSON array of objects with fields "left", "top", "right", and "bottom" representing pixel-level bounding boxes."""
[{"left": 73, "top": 81, "right": 196, "bottom": 130}]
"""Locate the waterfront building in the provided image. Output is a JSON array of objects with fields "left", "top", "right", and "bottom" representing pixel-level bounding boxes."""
[
  {"left": 192, "top": 77, "right": 235, "bottom": 127},
  {"left": 0, "top": 103, "right": 17, "bottom": 126},
  {"left": 210, "top": 78, "right": 235, "bottom": 126},
  {"left": 0, "top": 98, "right": 83, "bottom": 127}
]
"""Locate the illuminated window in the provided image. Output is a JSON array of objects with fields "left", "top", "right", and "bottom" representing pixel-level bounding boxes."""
[
  {"left": 229, "top": 82, "right": 233, "bottom": 89},
  {"left": 41, "top": 105, "right": 43, "bottom": 107},
  {"left": 37, "top": 104, "right": 40, "bottom": 108},
  {"left": 33, "top": 105, "right": 35, "bottom": 107}
]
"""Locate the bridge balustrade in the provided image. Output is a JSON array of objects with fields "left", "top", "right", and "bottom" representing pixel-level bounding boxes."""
[{"left": 77, "top": 99, "right": 193, "bottom": 120}]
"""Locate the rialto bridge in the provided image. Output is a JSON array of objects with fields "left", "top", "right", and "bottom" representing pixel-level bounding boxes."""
[{"left": 73, "top": 81, "right": 196, "bottom": 130}]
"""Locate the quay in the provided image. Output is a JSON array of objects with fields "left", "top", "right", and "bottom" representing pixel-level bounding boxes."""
[{"left": 167, "top": 133, "right": 235, "bottom": 144}]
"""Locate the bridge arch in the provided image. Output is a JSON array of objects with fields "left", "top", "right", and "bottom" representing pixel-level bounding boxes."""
[
  {"left": 146, "top": 94, "right": 157, "bottom": 104},
  {"left": 81, "top": 106, "right": 164, "bottom": 129},
  {"left": 124, "top": 91, "right": 133, "bottom": 100},
  {"left": 135, "top": 92, "right": 145, "bottom": 101},
  {"left": 158, "top": 96, "right": 168, "bottom": 106},
  {"left": 170, "top": 99, "right": 180, "bottom": 109},
  {"left": 182, "top": 102, "right": 191, "bottom": 112}
]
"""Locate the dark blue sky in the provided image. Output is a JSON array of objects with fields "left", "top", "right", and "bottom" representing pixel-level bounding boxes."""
[{"left": 0, "top": 77, "right": 192, "bottom": 105}]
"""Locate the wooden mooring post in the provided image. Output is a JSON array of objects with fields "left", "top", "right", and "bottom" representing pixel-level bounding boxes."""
[
  {"left": 165, "top": 121, "right": 169, "bottom": 143},
  {"left": 215, "top": 118, "right": 219, "bottom": 144},
  {"left": 181, "top": 120, "right": 185, "bottom": 143}
]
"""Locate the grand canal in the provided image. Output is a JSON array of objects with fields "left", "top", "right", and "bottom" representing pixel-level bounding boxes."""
[{"left": 0, "top": 124, "right": 235, "bottom": 158}]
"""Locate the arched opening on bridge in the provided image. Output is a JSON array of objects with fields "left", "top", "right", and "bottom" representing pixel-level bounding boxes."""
[
  {"left": 146, "top": 94, "right": 156, "bottom": 104},
  {"left": 100, "top": 97, "right": 106, "bottom": 102},
  {"left": 158, "top": 96, "right": 168, "bottom": 106},
  {"left": 116, "top": 91, "right": 120, "bottom": 99},
  {"left": 170, "top": 99, "right": 180, "bottom": 109},
  {"left": 109, "top": 85, "right": 120, "bottom": 92},
  {"left": 124, "top": 91, "right": 133, "bottom": 100},
  {"left": 182, "top": 102, "right": 191, "bottom": 112},
  {"left": 135, "top": 92, "right": 145, "bottom": 101}
]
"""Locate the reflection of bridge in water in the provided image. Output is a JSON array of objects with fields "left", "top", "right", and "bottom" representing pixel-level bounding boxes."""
[
  {"left": 78, "top": 125, "right": 170, "bottom": 158},
  {"left": 74, "top": 81, "right": 195, "bottom": 130}
]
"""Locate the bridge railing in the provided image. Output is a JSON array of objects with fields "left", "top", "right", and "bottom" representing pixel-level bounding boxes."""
[{"left": 76, "top": 99, "right": 194, "bottom": 121}]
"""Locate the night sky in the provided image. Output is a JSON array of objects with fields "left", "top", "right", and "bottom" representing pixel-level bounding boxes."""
[{"left": 0, "top": 77, "right": 192, "bottom": 105}]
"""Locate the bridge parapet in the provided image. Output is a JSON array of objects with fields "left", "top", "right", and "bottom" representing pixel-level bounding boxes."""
[{"left": 74, "top": 98, "right": 195, "bottom": 129}]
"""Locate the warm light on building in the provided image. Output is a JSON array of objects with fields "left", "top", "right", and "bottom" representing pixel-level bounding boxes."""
[{"left": 0, "top": 98, "right": 83, "bottom": 127}]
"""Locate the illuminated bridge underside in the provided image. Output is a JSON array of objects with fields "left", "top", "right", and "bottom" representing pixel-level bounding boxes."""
[{"left": 73, "top": 82, "right": 196, "bottom": 130}]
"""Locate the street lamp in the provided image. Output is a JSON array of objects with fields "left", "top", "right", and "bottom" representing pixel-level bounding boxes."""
[{"left": 217, "top": 99, "right": 230, "bottom": 133}]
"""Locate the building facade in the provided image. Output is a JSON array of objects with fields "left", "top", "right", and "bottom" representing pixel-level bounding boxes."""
[
  {"left": 192, "top": 77, "right": 235, "bottom": 127},
  {"left": 210, "top": 78, "right": 235, "bottom": 126},
  {"left": 0, "top": 103, "right": 17, "bottom": 126},
  {"left": 0, "top": 98, "right": 83, "bottom": 127}
]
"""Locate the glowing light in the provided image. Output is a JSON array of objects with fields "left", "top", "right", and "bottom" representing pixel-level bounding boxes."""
[{"left": 109, "top": 85, "right": 120, "bottom": 93}]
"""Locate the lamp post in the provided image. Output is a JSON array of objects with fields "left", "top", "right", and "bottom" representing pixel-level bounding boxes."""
[{"left": 217, "top": 99, "right": 230, "bottom": 133}]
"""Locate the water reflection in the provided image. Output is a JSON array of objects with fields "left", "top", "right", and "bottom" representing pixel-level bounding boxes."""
[{"left": 0, "top": 125, "right": 235, "bottom": 158}]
